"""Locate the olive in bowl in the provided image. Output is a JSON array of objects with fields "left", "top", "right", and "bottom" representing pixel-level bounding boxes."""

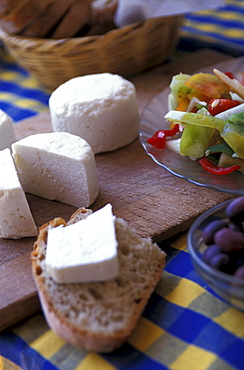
[{"left": 187, "top": 197, "right": 244, "bottom": 311}]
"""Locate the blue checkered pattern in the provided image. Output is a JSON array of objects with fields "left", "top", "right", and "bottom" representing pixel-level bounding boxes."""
[
  {"left": 1, "top": 4, "right": 244, "bottom": 366},
  {"left": 1, "top": 234, "right": 244, "bottom": 370},
  {"left": 180, "top": 0, "right": 244, "bottom": 56}
]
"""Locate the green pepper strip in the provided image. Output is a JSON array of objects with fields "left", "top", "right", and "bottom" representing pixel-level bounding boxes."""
[
  {"left": 205, "top": 142, "right": 234, "bottom": 157},
  {"left": 147, "top": 124, "right": 179, "bottom": 149},
  {"left": 199, "top": 157, "right": 241, "bottom": 175}
]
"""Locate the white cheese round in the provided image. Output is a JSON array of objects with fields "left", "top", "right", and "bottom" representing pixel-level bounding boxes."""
[
  {"left": 0, "top": 148, "right": 37, "bottom": 239},
  {"left": 12, "top": 132, "right": 99, "bottom": 208},
  {"left": 0, "top": 109, "right": 16, "bottom": 150},
  {"left": 49, "top": 73, "right": 139, "bottom": 154}
]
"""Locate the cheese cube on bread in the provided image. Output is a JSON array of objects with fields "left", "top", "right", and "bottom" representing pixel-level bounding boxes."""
[
  {"left": 12, "top": 132, "right": 99, "bottom": 208},
  {"left": 0, "top": 148, "right": 37, "bottom": 238},
  {"left": 46, "top": 204, "right": 119, "bottom": 283},
  {"left": 49, "top": 73, "right": 139, "bottom": 154},
  {"left": 31, "top": 206, "right": 166, "bottom": 352},
  {"left": 0, "top": 109, "right": 16, "bottom": 150}
]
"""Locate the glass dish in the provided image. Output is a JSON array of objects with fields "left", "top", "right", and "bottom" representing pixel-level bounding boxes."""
[
  {"left": 187, "top": 200, "right": 244, "bottom": 311},
  {"left": 139, "top": 57, "right": 244, "bottom": 195}
]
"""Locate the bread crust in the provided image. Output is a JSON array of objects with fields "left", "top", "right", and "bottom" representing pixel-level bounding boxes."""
[
  {"left": 0, "top": 0, "right": 55, "bottom": 33},
  {"left": 0, "top": 0, "right": 26, "bottom": 16},
  {"left": 50, "top": 0, "right": 91, "bottom": 39},
  {"left": 22, "top": 0, "right": 78, "bottom": 38},
  {"left": 0, "top": 0, "right": 118, "bottom": 38},
  {"left": 87, "top": 0, "right": 117, "bottom": 35},
  {"left": 31, "top": 208, "right": 166, "bottom": 352}
]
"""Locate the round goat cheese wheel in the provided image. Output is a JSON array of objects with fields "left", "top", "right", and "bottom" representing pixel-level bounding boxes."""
[
  {"left": 12, "top": 132, "right": 99, "bottom": 208},
  {"left": 0, "top": 109, "right": 16, "bottom": 151},
  {"left": 49, "top": 73, "right": 139, "bottom": 154}
]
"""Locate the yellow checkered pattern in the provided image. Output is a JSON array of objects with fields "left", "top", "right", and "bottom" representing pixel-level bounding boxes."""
[
  {"left": 180, "top": 0, "right": 244, "bottom": 55},
  {"left": 1, "top": 9, "right": 244, "bottom": 368},
  {"left": 3, "top": 234, "right": 242, "bottom": 370},
  {"left": 0, "top": 48, "right": 49, "bottom": 122}
]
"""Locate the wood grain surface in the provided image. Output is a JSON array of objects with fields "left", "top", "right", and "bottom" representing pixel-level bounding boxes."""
[{"left": 0, "top": 49, "right": 235, "bottom": 331}]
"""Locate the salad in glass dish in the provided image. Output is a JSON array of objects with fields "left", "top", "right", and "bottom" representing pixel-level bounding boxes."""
[{"left": 147, "top": 68, "right": 244, "bottom": 176}]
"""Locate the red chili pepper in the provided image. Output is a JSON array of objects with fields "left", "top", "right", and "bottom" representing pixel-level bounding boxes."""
[
  {"left": 147, "top": 132, "right": 166, "bottom": 149},
  {"left": 224, "top": 71, "right": 235, "bottom": 79},
  {"left": 147, "top": 124, "right": 179, "bottom": 149},
  {"left": 199, "top": 157, "right": 241, "bottom": 175},
  {"left": 208, "top": 98, "right": 240, "bottom": 116}
]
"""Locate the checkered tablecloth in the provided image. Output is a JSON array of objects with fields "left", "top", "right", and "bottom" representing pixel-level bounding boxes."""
[
  {"left": 1, "top": 233, "right": 244, "bottom": 370},
  {"left": 0, "top": 6, "right": 244, "bottom": 367},
  {"left": 0, "top": 48, "right": 49, "bottom": 121},
  {"left": 179, "top": 0, "right": 244, "bottom": 56}
]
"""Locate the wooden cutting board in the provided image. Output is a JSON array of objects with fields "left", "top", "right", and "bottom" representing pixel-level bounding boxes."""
[{"left": 0, "top": 49, "right": 235, "bottom": 331}]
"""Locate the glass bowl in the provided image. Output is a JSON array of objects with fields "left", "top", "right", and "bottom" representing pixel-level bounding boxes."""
[
  {"left": 139, "top": 56, "right": 244, "bottom": 195},
  {"left": 187, "top": 200, "right": 244, "bottom": 311}
]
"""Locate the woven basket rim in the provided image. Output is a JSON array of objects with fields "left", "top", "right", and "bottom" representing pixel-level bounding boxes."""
[
  {"left": 0, "top": 15, "right": 183, "bottom": 46},
  {"left": 0, "top": 14, "right": 184, "bottom": 89}
]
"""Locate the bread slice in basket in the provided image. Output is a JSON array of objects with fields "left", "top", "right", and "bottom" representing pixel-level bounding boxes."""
[{"left": 31, "top": 207, "right": 166, "bottom": 353}]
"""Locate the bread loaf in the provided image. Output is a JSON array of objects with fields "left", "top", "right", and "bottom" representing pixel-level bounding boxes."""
[
  {"left": 22, "top": 0, "right": 78, "bottom": 38},
  {"left": 31, "top": 208, "right": 166, "bottom": 352},
  {"left": 0, "top": 0, "right": 54, "bottom": 33},
  {"left": 87, "top": 0, "right": 117, "bottom": 35},
  {"left": 50, "top": 0, "right": 91, "bottom": 39},
  {"left": 91, "top": 0, "right": 118, "bottom": 24},
  {"left": 0, "top": 0, "right": 24, "bottom": 16},
  {"left": 0, "top": 0, "right": 118, "bottom": 38}
]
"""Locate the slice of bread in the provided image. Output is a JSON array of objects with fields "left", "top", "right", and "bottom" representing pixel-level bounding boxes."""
[
  {"left": 87, "top": 0, "right": 117, "bottom": 35},
  {"left": 31, "top": 208, "right": 166, "bottom": 353},
  {"left": 50, "top": 0, "right": 91, "bottom": 39},
  {"left": 0, "top": 0, "right": 54, "bottom": 33},
  {"left": 22, "top": 0, "right": 78, "bottom": 38},
  {"left": 0, "top": 0, "right": 25, "bottom": 16}
]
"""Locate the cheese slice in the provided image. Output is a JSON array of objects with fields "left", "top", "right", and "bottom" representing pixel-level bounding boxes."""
[
  {"left": 0, "top": 109, "right": 16, "bottom": 150},
  {"left": 0, "top": 148, "right": 37, "bottom": 238},
  {"left": 46, "top": 204, "right": 119, "bottom": 284},
  {"left": 12, "top": 132, "right": 99, "bottom": 208}
]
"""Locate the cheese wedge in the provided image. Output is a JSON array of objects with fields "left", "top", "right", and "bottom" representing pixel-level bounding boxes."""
[
  {"left": 12, "top": 132, "right": 99, "bottom": 208},
  {"left": 0, "top": 148, "right": 37, "bottom": 239},
  {"left": 49, "top": 73, "right": 139, "bottom": 154},
  {"left": 46, "top": 204, "right": 119, "bottom": 284},
  {"left": 0, "top": 109, "right": 16, "bottom": 150}
]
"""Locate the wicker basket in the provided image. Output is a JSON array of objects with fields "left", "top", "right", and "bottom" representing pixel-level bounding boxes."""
[{"left": 0, "top": 15, "right": 183, "bottom": 90}]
